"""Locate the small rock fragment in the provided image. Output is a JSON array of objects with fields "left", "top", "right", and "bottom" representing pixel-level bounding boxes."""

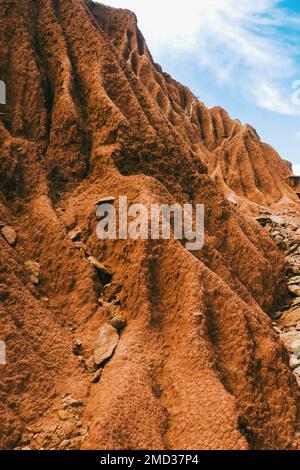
[
  {"left": 193, "top": 311, "right": 204, "bottom": 318},
  {"left": 110, "top": 314, "right": 126, "bottom": 331},
  {"left": 58, "top": 409, "right": 69, "bottom": 421},
  {"left": 78, "top": 355, "right": 85, "bottom": 366},
  {"left": 1, "top": 225, "right": 17, "bottom": 246},
  {"left": 62, "top": 395, "right": 84, "bottom": 407},
  {"left": 59, "top": 439, "right": 71, "bottom": 450},
  {"left": 288, "top": 244, "right": 299, "bottom": 255},
  {"left": 289, "top": 340, "right": 300, "bottom": 353},
  {"left": 290, "top": 350, "right": 300, "bottom": 370},
  {"left": 291, "top": 298, "right": 300, "bottom": 308},
  {"left": 270, "top": 215, "right": 286, "bottom": 226},
  {"left": 272, "top": 311, "right": 283, "bottom": 320},
  {"left": 289, "top": 285, "right": 300, "bottom": 297},
  {"left": 80, "top": 427, "right": 89, "bottom": 437},
  {"left": 102, "top": 282, "right": 123, "bottom": 303},
  {"left": 25, "top": 261, "right": 41, "bottom": 285},
  {"left": 93, "top": 324, "right": 119, "bottom": 367},
  {"left": 85, "top": 355, "right": 97, "bottom": 373},
  {"left": 227, "top": 194, "right": 237, "bottom": 206},
  {"left": 293, "top": 365, "right": 300, "bottom": 376},
  {"left": 288, "top": 276, "right": 300, "bottom": 285}
]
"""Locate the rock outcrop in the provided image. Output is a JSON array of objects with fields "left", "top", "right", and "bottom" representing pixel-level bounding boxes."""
[
  {"left": 287, "top": 176, "right": 300, "bottom": 198},
  {"left": 0, "top": 0, "right": 299, "bottom": 451},
  {"left": 256, "top": 210, "right": 300, "bottom": 386}
]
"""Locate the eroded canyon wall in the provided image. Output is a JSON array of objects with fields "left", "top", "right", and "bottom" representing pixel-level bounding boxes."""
[{"left": 0, "top": 0, "right": 299, "bottom": 450}]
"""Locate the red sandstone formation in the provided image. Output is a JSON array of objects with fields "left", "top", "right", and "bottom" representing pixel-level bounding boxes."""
[
  {"left": 287, "top": 176, "right": 300, "bottom": 198},
  {"left": 0, "top": 0, "right": 300, "bottom": 451}
]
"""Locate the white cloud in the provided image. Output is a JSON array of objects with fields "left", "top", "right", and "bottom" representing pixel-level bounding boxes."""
[
  {"left": 98, "top": 0, "right": 300, "bottom": 115},
  {"left": 293, "top": 164, "right": 300, "bottom": 175}
]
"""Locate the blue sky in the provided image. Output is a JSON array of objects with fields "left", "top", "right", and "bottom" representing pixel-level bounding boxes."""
[{"left": 99, "top": 0, "right": 300, "bottom": 173}]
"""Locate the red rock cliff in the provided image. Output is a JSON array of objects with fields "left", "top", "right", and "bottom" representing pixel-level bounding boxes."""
[{"left": 0, "top": 0, "right": 299, "bottom": 450}]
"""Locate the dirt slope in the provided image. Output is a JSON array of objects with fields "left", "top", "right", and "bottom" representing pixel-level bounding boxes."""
[{"left": 0, "top": 0, "right": 299, "bottom": 450}]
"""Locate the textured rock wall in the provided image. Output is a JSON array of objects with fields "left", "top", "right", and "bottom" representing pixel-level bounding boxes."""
[{"left": 0, "top": 0, "right": 299, "bottom": 450}]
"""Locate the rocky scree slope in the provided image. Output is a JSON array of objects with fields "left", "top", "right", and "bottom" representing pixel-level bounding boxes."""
[
  {"left": 256, "top": 210, "right": 300, "bottom": 386},
  {"left": 0, "top": 0, "right": 299, "bottom": 450}
]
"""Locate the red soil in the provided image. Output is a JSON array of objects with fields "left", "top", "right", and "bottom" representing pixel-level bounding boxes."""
[{"left": 0, "top": 0, "right": 299, "bottom": 450}]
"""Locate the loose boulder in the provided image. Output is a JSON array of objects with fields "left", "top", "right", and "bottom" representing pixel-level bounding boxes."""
[
  {"left": 1, "top": 226, "right": 17, "bottom": 246},
  {"left": 93, "top": 324, "right": 119, "bottom": 367}
]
